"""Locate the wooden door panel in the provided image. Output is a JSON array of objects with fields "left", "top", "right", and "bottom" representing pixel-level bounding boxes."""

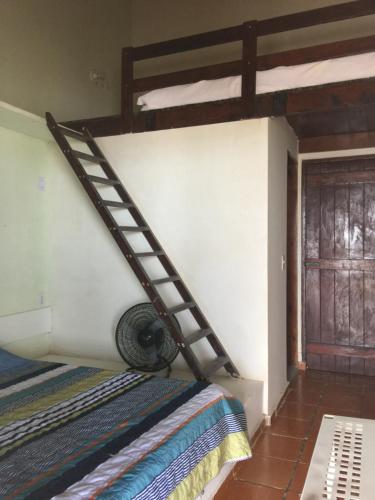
[
  {"left": 335, "top": 186, "right": 350, "bottom": 259},
  {"left": 305, "top": 184, "right": 320, "bottom": 259},
  {"left": 350, "top": 358, "right": 365, "bottom": 375},
  {"left": 306, "top": 349, "right": 375, "bottom": 376},
  {"left": 305, "top": 269, "right": 320, "bottom": 342},
  {"left": 364, "top": 272, "right": 375, "bottom": 346},
  {"left": 303, "top": 156, "right": 375, "bottom": 375},
  {"left": 336, "top": 356, "right": 350, "bottom": 373},
  {"left": 349, "top": 271, "right": 364, "bottom": 346},
  {"left": 349, "top": 184, "right": 364, "bottom": 259},
  {"left": 321, "top": 353, "right": 335, "bottom": 372},
  {"left": 335, "top": 270, "right": 350, "bottom": 345},
  {"left": 364, "top": 184, "right": 375, "bottom": 258},
  {"left": 320, "top": 270, "right": 335, "bottom": 344},
  {"left": 306, "top": 352, "right": 321, "bottom": 370},
  {"left": 321, "top": 186, "right": 335, "bottom": 258},
  {"left": 366, "top": 359, "right": 375, "bottom": 376}
]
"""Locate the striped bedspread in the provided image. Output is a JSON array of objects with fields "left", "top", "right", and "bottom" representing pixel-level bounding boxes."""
[{"left": 0, "top": 359, "right": 251, "bottom": 499}]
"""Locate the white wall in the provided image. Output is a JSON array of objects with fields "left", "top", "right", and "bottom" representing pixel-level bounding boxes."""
[
  {"left": 0, "top": 123, "right": 51, "bottom": 316},
  {"left": 0, "top": 0, "right": 132, "bottom": 121},
  {"left": 0, "top": 103, "right": 142, "bottom": 364},
  {"left": 52, "top": 119, "right": 271, "bottom": 385},
  {"left": 132, "top": 0, "right": 363, "bottom": 47},
  {"left": 0, "top": 104, "right": 56, "bottom": 358},
  {"left": 48, "top": 142, "right": 144, "bottom": 362},
  {"left": 131, "top": 0, "right": 375, "bottom": 77},
  {"left": 267, "top": 118, "right": 298, "bottom": 413},
  {"left": 96, "top": 118, "right": 297, "bottom": 412}
]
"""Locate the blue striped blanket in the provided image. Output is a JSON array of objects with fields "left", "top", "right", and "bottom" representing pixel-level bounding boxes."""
[{"left": 0, "top": 358, "right": 251, "bottom": 499}]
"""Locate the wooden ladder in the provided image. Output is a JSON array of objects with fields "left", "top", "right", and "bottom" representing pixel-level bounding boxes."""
[{"left": 46, "top": 112, "right": 239, "bottom": 382}]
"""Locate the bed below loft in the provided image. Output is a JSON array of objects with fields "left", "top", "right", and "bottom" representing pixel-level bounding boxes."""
[{"left": 0, "top": 348, "right": 251, "bottom": 500}]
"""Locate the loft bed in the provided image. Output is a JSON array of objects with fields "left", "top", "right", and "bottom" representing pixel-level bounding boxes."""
[{"left": 64, "top": 1, "right": 375, "bottom": 152}]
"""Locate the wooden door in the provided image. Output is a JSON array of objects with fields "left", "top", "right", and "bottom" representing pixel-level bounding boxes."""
[{"left": 303, "top": 155, "right": 375, "bottom": 375}]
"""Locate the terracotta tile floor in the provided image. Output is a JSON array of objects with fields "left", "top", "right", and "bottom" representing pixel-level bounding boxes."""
[{"left": 215, "top": 369, "right": 374, "bottom": 499}]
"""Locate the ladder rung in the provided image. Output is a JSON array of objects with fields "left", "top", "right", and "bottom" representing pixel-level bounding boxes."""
[
  {"left": 135, "top": 251, "right": 164, "bottom": 257},
  {"left": 73, "top": 150, "right": 106, "bottom": 163},
  {"left": 103, "top": 200, "right": 133, "bottom": 208},
  {"left": 204, "top": 356, "right": 230, "bottom": 377},
  {"left": 58, "top": 125, "right": 88, "bottom": 142},
  {"left": 186, "top": 329, "right": 212, "bottom": 345},
  {"left": 118, "top": 226, "right": 150, "bottom": 232},
  {"left": 152, "top": 275, "right": 179, "bottom": 285},
  {"left": 168, "top": 302, "right": 195, "bottom": 314},
  {"left": 87, "top": 175, "right": 120, "bottom": 186}
]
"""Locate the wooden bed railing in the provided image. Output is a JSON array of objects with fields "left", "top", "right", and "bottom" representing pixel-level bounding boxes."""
[
  {"left": 121, "top": 0, "right": 375, "bottom": 133},
  {"left": 121, "top": 20, "right": 258, "bottom": 132}
]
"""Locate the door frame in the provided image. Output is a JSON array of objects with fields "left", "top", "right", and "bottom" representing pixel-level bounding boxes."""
[
  {"left": 301, "top": 153, "right": 375, "bottom": 366},
  {"left": 287, "top": 153, "right": 299, "bottom": 369}
]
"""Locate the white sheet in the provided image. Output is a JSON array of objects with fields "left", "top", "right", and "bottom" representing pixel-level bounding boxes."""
[{"left": 137, "top": 51, "right": 375, "bottom": 111}]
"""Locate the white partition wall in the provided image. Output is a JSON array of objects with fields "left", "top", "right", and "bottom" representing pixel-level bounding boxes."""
[
  {"left": 94, "top": 118, "right": 297, "bottom": 412},
  {"left": 50, "top": 119, "right": 272, "bottom": 379}
]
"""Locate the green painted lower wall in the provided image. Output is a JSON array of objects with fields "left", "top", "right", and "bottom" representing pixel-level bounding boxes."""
[{"left": 0, "top": 125, "right": 52, "bottom": 316}]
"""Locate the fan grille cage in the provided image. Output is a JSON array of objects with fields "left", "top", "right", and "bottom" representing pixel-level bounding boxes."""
[{"left": 115, "top": 303, "right": 179, "bottom": 371}]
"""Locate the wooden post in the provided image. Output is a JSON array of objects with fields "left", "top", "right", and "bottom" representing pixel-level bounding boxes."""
[
  {"left": 241, "top": 21, "right": 257, "bottom": 119},
  {"left": 121, "top": 47, "right": 134, "bottom": 133}
]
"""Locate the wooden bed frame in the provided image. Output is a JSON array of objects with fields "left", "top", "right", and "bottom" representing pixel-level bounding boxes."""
[{"left": 64, "top": 1, "right": 375, "bottom": 151}]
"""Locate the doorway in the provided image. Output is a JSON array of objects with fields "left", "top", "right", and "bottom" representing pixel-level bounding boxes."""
[
  {"left": 287, "top": 154, "right": 299, "bottom": 378},
  {"left": 302, "top": 155, "right": 375, "bottom": 375}
]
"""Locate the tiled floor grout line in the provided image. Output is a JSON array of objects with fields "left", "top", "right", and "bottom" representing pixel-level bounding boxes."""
[
  {"left": 281, "top": 387, "right": 324, "bottom": 498},
  {"left": 215, "top": 371, "right": 375, "bottom": 499},
  {"left": 233, "top": 379, "right": 328, "bottom": 497}
]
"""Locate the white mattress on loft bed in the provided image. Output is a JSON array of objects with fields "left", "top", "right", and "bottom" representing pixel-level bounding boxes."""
[{"left": 137, "top": 50, "right": 375, "bottom": 111}]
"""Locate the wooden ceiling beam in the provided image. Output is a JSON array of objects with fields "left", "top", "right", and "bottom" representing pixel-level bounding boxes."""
[
  {"left": 300, "top": 131, "right": 375, "bottom": 154},
  {"left": 286, "top": 79, "right": 375, "bottom": 115}
]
